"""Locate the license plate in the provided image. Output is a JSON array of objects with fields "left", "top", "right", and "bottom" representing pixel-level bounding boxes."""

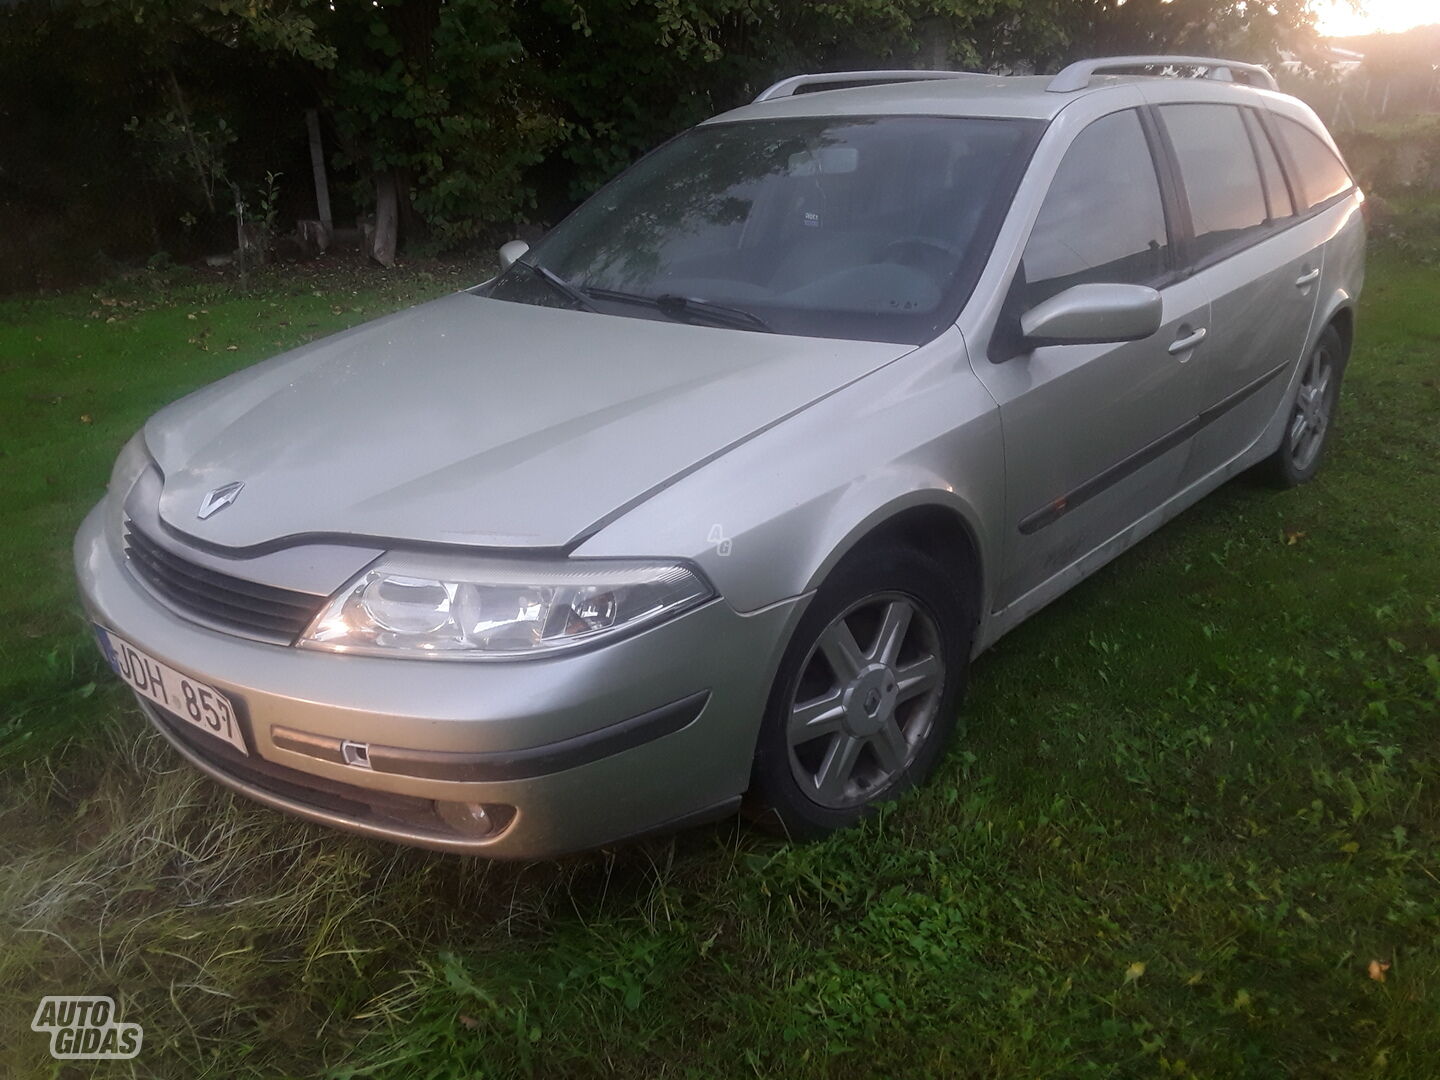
[{"left": 95, "top": 627, "right": 248, "bottom": 756}]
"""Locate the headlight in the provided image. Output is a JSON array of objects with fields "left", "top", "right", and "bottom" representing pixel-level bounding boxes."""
[{"left": 298, "top": 556, "right": 712, "bottom": 660}]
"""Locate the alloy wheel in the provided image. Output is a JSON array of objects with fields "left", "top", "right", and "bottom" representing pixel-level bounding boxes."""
[
  {"left": 785, "top": 592, "right": 946, "bottom": 810},
  {"left": 1289, "top": 340, "right": 1336, "bottom": 473}
]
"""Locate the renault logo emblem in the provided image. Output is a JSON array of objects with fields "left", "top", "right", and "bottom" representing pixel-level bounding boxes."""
[{"left": 197, "top": 481, "right": 244, "bottom": 520}]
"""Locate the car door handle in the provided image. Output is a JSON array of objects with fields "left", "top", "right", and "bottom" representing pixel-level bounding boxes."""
[
  {"left": 1294, "top": 267, "right": 1321, "bottom": 288},
  {"left": 1167, "top": 327, "right": 1208, "bottom": 355}
]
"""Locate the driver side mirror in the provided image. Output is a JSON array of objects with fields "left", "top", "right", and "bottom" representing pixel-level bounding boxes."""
[
  {"left": 498, "top": 239, "right": 530, "bottom": 272},
  {"left": 1020, "top": 283, "right": 1163, "bottom": 348}
]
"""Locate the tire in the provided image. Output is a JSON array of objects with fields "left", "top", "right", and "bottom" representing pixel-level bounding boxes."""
[
  {"left": 746, "top": 541, "right": 973, "bottom": 839},
  {"left": 1257, "top": 324, "right": 1348, "bottom": 488}
]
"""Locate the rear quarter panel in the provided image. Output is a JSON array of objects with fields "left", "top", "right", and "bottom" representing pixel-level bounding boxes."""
[{"left": 1259, "top": 91, "right": 1367, "bottom": 321}]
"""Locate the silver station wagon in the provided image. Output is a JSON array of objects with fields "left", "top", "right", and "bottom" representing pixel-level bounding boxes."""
[{"left": 76, "top": 55, "right": 1365, "bottom": 857}]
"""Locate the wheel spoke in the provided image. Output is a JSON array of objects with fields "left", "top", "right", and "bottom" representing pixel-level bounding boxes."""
[
  {"left": 870, "top": 600, "right": 913, "bottom": 665},
  {"left": 818, "top": 620, "right": 865, "bottom": 682},
  {"left": 1289, "top": 411, "right": 1308, "bottom": 448},
  {"left": 788, "top": 690, "right": 846, "bottom": 745},
  {"left": 814, "top": 734, "right": 863, "bottom": 801},
  {"left": 870, "top": 718, "right": 909, "bottom": 774},
  {"left": 895, "top": 654, "right": 940, "bottom": 702}
]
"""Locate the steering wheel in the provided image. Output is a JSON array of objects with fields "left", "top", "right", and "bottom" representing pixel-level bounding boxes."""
[{"left": 877, "top": 236, "right": 966, "bottom": 277}]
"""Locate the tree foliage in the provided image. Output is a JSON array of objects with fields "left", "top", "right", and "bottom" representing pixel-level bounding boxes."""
[
  {"left": 0, "top": 0, "right": 1327, "bottom": 287},
  {"left": 1035, "top": 0, "right": 1319, "bottom": 62}
]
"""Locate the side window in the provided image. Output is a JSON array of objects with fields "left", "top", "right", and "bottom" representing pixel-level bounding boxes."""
[
  {"left": 1160, "top": 104, "right": 1269, "bottom": 263},
  {"left": 1242, "top": 109, "right": 1295, "bottom": 221},
  {"left": 1273, "top": 116, "right": 1353, "bottom": 211},
  {"left": 1019, "top": 109, "right": 1169, "bottom": 308}
]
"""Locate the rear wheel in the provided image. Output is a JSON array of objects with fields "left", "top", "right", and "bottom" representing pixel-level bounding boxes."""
[
  {"left": 746, "top": 542, "right": 972, "bottom": 839},
  {"left": 1258, "top": 324, "right": 1347, "bottom": 487}
]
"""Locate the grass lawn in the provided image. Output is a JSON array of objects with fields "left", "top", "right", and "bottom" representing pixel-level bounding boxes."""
[{"left": 1, "top": 249, "right": 1437, "bottom": 1078}]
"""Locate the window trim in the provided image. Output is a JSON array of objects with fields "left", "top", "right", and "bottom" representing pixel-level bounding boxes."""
[
  {"left": 1135, "top": 106, "right": 1185, "bottom": 289},
  {"left": 1239, "top": 106, "right": 1295, "bottom": 224},
  {"left": 1142, "top": 104, "right": 1192, "bottom": 285}
]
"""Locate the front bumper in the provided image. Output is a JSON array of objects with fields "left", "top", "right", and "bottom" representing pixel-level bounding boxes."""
[{"left": 74, "top": 504, "right": 802, "bottom": 857}]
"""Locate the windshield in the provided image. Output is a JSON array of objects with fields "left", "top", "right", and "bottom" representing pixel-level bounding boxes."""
[{"left": 485, "top": 115, "right": 1041, "bottom": 344}]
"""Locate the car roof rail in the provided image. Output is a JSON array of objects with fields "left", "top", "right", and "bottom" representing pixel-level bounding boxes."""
[
  {"left": 753, "top": 70, "right": 980, "bottom": 104},
  {"left": 1046, "top": 55, "right": 1280, "bottom": 94}
]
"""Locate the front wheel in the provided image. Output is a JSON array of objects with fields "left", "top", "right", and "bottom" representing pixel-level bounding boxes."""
[
  {"left": 1258, "top": 324, "right": 1348, "bottom": 488},
  {"left": 746, "top": 542, "right": 972, "bottom": 839}
]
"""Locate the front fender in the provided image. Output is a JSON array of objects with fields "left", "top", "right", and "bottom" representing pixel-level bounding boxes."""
[{"left": 574, "top": 328, "right": 1005, "bottom": 619}]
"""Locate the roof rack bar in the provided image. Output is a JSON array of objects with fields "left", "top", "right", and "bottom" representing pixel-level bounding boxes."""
[
  {"left": 754, "top": 70, "right": 980, "bottom": 104},
  {"left": 1046, "top": 55, "right": 1279, "bottom": 94}
]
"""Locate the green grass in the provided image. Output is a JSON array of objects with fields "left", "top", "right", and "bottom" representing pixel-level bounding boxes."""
[
  {"left": 2, "top": 250, "right": 1438, "bottom": 1078},
  {"left": 0, "top": 257, "right": 473, "bottom": 762}
]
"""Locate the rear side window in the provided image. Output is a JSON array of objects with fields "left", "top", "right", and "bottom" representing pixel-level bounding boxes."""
[
  {"left": 1242, "top": 109, "right": 1295, "bottom": 221},
  {"left": 1273, "top": 116, "right": 1353, "bottom": 210},
  {"left": 1019, "top": 109, "right": 1169, "bottom": 307},
  {"left": 1160, "top": 104, "right": 1268, "bottom": 262}
]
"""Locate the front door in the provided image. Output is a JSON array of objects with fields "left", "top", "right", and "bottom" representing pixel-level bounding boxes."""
[{"left": 971, "top": 107, "right": 1210, "bottom": 608}]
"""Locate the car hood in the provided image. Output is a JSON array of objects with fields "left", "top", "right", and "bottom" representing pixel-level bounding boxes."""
[{"left": 148, "top": 292, "right": 913, "bottom": 551}]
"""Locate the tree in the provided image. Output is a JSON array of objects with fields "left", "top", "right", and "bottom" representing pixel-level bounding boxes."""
[
  {"left": 1032, "top": 0, "right": 1319, "bottom": 66},
  {"left": 1, "top": 0, "right": 1330, "bottom": 289},
  {"left": 60, "top": 0, "right": 333, "bottom": 261},
  {"left": 1353, "top": 25, "right": 1440, "bottom": 120},
  {"left": 521, "top": 0, "right": 1057, "bottom": 203},
  {"left": 317, "top": 0, "right": 567, "bottom": 260}
]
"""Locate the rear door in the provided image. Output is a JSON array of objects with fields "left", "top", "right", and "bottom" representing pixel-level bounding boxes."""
[
  {"left": 1151, "top": 101, "right": 1324, "bottom": 480},
  {"left": 971, "top": 107, "right": 1211, "bottom": 607}
]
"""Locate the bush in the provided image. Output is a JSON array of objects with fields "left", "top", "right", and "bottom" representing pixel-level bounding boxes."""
[
  {"left": 1337, "top": 115, "right": 1440, "bottom": 198},
  {"left": 1369, "top": 196, "right": 1440, "bottom": 265}
]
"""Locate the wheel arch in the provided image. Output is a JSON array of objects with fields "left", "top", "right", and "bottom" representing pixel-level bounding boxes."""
[
  {"left": 803, "top": 493, "right": 986, "bottom": 641},
  {"left": 746, "top": 494, "right": 982, "bottom": 834},
  {"left": 1326, "top": 302, "right": 1355, "bottom": 358}
]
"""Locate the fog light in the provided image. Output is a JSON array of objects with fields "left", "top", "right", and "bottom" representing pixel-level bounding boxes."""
[{"left": 435, "top": 800, "right": 515, "bottom": 838}]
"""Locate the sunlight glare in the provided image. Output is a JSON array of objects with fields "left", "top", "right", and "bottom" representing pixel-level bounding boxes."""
[{"left": 1312, "top": 0, "right": 1439, "bottom": 37}]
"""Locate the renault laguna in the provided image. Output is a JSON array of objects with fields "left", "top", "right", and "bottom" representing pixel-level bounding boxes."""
[{"left": 76, "top": 56, "right": 1365, "bottom": 856}]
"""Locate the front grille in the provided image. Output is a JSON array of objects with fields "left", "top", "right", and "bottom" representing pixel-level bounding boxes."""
[{"left": 123, "top": 521, "right": 326, "bottom": 641}]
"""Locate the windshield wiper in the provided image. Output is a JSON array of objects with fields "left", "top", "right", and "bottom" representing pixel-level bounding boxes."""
[
  {"left": 583, "top": 286, "right": 771, "bottom": 333},
  {"left": 523, "top": 261, "right": 596, "bottom": 311}
]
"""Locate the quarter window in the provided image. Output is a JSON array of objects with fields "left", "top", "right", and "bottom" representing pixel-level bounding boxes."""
[
  {"left": 1273, "top": 116, "right": 1353, "bottom": 211},
  {"left": 1160, "top": 104, "right": 1269, "bottom": 263},
  {"left": 1019, "top": 109, "right": 1169, "bottom": 307}
]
